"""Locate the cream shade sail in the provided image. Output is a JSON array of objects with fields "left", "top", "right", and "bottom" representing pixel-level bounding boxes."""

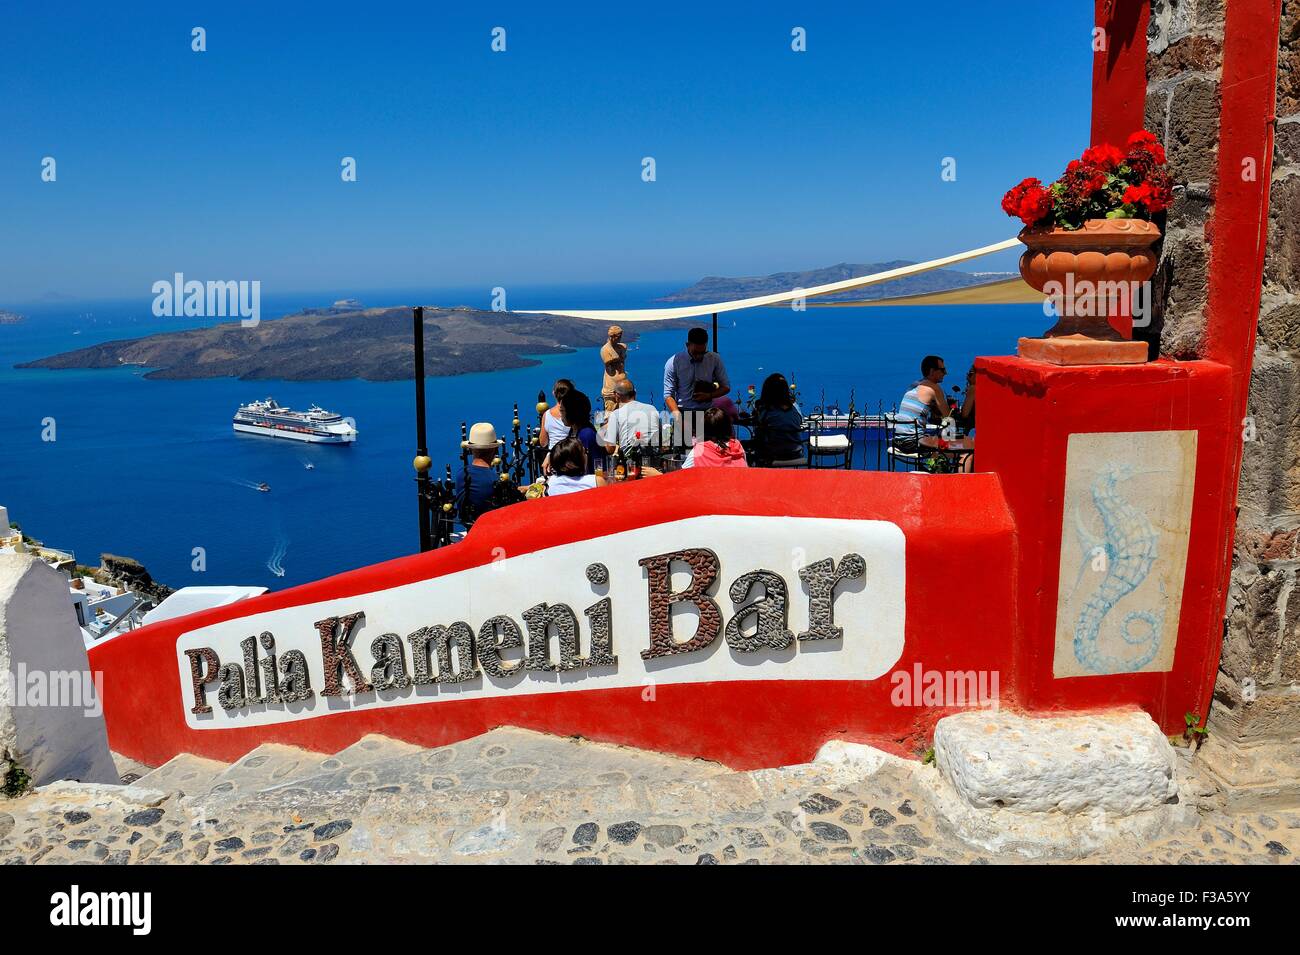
[
  {"left": 520, "top": 237, "right": 1022, "bottom": 322},
  {"left": 807, "top": 276, "right": 1046, "bottom": 307}
]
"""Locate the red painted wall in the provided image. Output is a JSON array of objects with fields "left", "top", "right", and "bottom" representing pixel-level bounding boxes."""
[{"left": 91, "top": 469, "right": 1020, "bottom": 770}]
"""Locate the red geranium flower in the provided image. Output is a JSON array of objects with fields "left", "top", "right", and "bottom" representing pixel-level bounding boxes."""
[
  {"left": 1122, "top": 183, "right": 1152, "bottom": 206},
  {"left": 1016, "top": 185, "right": 1053, "bottom": 225},
  {"left": 1126, "top": 129, "right": 1167, "bottom": 165},
  {"left": 1148, "top": 171, "right": 1173, "bottom": 211},
  {"left": 1001, "top": 177, "right": 1054, "bottom": 225},
  {"left": 1002, "top": 177, "right": 1037, "bottom": 216},
  {"left": 1080, "top": 142, "right": 1125, "bottom": 170},
  {"left": 1002, "top": 130, "right": 1170, "bottom": 228},
  {"left": 1123, "top": 177, "right": 1172, "bottom": 213}
]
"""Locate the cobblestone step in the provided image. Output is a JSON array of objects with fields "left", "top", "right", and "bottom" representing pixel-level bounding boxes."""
[
  {"left": 3, "top": 730, "right": 1296, "bottom": 865},
  {"left": 311, "top": 733, "right": 423, "bottom": 774},
  {"left": 128, "top": 754, "right": 229, "bottom": 798},
  {"left": 186, "top": 743, "right": 316, "bottom": 806},
  {"left": 261, "top": 726, "right": 728, "bottom": 799}
]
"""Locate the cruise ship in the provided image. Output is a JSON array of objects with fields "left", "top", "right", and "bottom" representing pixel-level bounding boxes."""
[{"left": 232, "top": 398, "right": 357, "bottom": 443}]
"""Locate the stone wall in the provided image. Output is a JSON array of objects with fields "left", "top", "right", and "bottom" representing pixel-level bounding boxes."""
[
  {"left": 1146, "top": 0, "right": 1300, "bottom": 753},
  {"left": 1144, "top": 0, "right": 1224, "bottom": 359}
]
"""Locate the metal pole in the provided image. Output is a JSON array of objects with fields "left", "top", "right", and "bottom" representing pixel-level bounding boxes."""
[
  {"left": 711, "top": 312, "right": 718, "bottom": 353},
  {"left": 413, "top": 306, "right": 432, "bottom": 553}
]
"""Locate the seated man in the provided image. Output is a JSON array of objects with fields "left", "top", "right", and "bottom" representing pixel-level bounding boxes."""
[
  {"left": 456, "top": 421, "right": 504, "bottom": 521},
  {"left": 600, "top": 376, "right": 662, "bottom": 454},
  {"left": 894, "top": 355, "right": 952, "bottom": 453}
]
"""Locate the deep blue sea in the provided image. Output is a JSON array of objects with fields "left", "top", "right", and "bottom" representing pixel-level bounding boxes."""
[{"left": 0, "top": 283, "right": 1044, "bottom": 591}]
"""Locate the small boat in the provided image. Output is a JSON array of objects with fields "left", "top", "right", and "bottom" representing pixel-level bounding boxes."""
[
  {"left": 304, "top": 463, "right": 314, "bottom": 470},
  {"left": 257, "top": 483, "right": 270, "bottom": 492}
]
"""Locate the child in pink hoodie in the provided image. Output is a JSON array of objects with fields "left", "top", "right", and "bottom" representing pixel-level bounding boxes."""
[{"left": 683, "top": 407, "right": 749, "bottom": 469}]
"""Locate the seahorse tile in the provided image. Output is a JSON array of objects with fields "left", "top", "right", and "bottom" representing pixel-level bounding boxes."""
[{"left": 1053, "top": 430, "right": 1197, "bottom": 677}]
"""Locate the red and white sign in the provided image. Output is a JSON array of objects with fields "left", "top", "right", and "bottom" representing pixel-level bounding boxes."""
[{"left": 174, "top": 516, "right": 906, "bottom": 730}]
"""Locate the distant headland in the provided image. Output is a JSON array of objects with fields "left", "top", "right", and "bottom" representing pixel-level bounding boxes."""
[
  {"left": 18, "top": 304, "right": 682, "bottom": 382},
  {"left": 19, "top": 263, "right": 1012, "bottom": 381},
  {"left": 656, "top": 261, "right": 1011, "bottom": 304},
  {"left": 0, "top": 310, "right": 25, "bottom": 325}
]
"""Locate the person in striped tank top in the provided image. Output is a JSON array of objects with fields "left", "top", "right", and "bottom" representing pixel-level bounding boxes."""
[{"left": 893, "top": 355, "right": 952, "bottom": 454}]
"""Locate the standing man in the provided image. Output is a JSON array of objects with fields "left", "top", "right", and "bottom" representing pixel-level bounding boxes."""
[
  {"left": 663, "top": 327, "right": 730, "bottom": 416},
  {"left": 600, "top": 325, "right": 627, "bottom": 412}
]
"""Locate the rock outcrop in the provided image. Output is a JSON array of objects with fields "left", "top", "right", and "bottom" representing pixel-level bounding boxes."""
[{"left": 93, "top": 554, "right": 172, "bottom": 604}]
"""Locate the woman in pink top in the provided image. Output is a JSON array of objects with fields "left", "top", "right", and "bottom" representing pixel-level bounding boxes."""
[{"left": 683, "top": 407, "right": 749, "bottom": 469}]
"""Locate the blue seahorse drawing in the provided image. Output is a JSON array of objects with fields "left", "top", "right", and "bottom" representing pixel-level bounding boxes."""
[{"left": 1071, "top": 462, "right": 1164, "bottom": 673}]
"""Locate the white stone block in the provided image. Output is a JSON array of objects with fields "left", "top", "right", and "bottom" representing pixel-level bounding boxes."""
[
  {"left": 934, "top": 709, "right": 1177, "bottom": 815},
  {"left": 0, "top": 554, "right": 119, "bottom": 788},
  {"left": 812, "top": 739, "right": 907, "bottom": 777}
]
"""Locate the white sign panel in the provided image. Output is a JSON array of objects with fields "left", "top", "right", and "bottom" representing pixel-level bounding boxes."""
[{"left": 176, "top": 515, "right": 906, "bottom": 728}]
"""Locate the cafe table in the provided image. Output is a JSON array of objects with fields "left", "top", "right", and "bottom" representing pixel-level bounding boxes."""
[{"left": 918, "top": 435, "right": 975, "bottom": 472}]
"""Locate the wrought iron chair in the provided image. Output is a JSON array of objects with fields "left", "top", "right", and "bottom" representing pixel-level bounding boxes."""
[
  {"left": 883, "top": 411, "right": 922, "bottom": 472},
  {"left": 806, "top": 410, "right": 854, "bottom": 469}
]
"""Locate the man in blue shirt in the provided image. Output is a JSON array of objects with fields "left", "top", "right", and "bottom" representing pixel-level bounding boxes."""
[
  {"left": 663, "top": 327, "right": 731, "bottom": 415},
  {"left": 456, "top": 421, "right": 503, "bottom": 522}
]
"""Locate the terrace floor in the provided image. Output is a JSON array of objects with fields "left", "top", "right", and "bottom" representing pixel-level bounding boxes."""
[{"left": 1, "top": 728, "right": 1295, "bottom": 865}]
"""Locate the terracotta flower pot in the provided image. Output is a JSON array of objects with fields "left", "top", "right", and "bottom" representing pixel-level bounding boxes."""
[{"left": 1017, "top": 218, "right": 1160, "bottom": 365}]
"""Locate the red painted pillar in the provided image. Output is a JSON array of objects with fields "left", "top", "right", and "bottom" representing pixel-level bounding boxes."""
[
  {"left": 1091, "top": 0, "right": 1150, "bottom": 147},
  {"left": 1200, "top": 0, "right": 1285, "bottom": 673},
  {"left": 1091, "top": 0, "right": 1150, "bottom": 337}
]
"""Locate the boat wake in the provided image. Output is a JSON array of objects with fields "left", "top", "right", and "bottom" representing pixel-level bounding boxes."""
[{"left": 267, "top": 536, "right": 288, "bottom": 578}]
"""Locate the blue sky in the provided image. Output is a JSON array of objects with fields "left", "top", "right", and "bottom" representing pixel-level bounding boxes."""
[{"left": 0, "top": 1, "right": 1094, "bottom": 303}]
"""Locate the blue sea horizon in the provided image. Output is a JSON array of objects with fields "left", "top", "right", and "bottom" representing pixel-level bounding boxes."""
[{"left": 0, "top": 283, "right": 1044, "bottom": 591}]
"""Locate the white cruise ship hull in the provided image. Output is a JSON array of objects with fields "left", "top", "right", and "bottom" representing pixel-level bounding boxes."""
[{"left": 233, "top": 422, "right": 355, "bottom": 443}]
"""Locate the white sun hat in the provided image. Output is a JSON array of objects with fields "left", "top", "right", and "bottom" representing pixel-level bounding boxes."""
[{"left": 467, "top": 422, "right": 505, "bottom": 449}]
